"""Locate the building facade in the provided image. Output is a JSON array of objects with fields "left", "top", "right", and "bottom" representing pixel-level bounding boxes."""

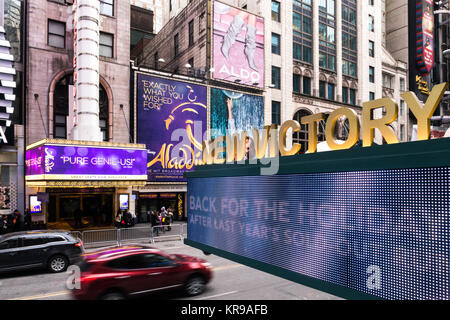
[
  {"left": 136, "top": 0, "right": 409, "bottom": 149},
  {"left": 24, "top": 0, "right": 148, "bottom": 229}
]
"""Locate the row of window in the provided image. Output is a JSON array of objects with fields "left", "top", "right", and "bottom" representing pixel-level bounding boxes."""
[{"left": 48, "top": 19, "right": 114, "bottom": 58}]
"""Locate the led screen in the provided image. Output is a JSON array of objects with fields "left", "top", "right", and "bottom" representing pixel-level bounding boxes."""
[
  {"left": 30, "top": 196, "right": 42, "bottom": 214},
  {"left": 119, "top": 194, "right": 129, "bottom": 210},
  {"left": 187, "top": 168, "right": 450, "bottom": 300}
]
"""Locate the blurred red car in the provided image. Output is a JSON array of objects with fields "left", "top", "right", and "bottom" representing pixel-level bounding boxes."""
[{"left": 71, "top": 245, "right": 213, "bottom": 300}]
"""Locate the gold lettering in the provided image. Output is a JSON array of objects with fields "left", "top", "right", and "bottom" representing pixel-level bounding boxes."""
[
  {"left": 202, "top": 139, "right": 215, "bottom": 165},
  {"left": 279, "top": 120, "right": 301, "bottom": 156},
  {"left": 401, "top": 83, "right": 448, "bottom": 141},
  {"left": 226, "top": 131, "right": 247, "bottom": 163},
  {"left": 213, "top": 136, "right": 226, "bottom": 165},
  {"left": 325, "top": 108, "right": 360, "bottom": 150},
  {"left": 362, "top": 98, "right": 399, "bottom": 147},
  {"left": 301, "top": 113, "right": 325, "bottom": 153},
  {"left": 252, "top": 126, "right": 272, "bottom": 159}
]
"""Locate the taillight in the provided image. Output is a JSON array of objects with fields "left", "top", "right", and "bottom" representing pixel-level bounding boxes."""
[{"left": 75, "top": 241, "right": 83, "bottom": 247}]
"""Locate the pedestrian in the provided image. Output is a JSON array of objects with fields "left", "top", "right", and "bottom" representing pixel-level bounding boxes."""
[
  {"left": 130, "top": 211, "right": 136, "bottom": 227},
  {"left": 24, "top": 208, "right": 32, "bottom": 230},
  {"left": 12, "top": 209, "right": 22, "bottom": 232},
  {"left": 151, "top": 211, "right": 159, "bottom": 236},
  {"left": 115, "top": 210, "right": 122, "bottom": 229},
  {"left": 157, "top": 211, "right": 163, "bottom": 234},
  {"left": 161, "top": 207, "right": 169, "bottom": 231},
  {"left": 167, "top": 208, "right": 174, "bottom": 231}
]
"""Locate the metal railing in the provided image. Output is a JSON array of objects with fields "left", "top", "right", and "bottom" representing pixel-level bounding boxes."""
[{"left": 80, "top": 223, "right": 186, "bottom": 248}]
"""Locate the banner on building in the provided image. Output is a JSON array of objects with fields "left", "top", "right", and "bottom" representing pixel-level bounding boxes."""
[
  {"left": 136, "top": 73, "right": 207, "bottom": 182},
  {"left": 210, "top": 87, "right": 264, "bottom": 141},
  {"left": 416, "top": 0, "right": 434, "bottom": 75},
  {"left": 212, "top": 1, "right": 264, "bottom": 88}
]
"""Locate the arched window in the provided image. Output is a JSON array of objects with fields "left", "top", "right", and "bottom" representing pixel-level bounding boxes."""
[
  {"left": 53, "top": 74, "right": 109, "bottom": 141},
  {"left": 293, "top": 109, "right": 328, "bottom": 153}
]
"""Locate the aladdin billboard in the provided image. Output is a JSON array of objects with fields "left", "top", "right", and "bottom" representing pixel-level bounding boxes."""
[
  {"left": 212, "top": 1, "right": 264, "bottom": 88},
  {"left": 25, "top": 143, "right": 148, "bottom": 181},
  {"left": 136, "top": 73, "right": 207, "bottom": 182},
  {"left": 416, "top": 0, "right": 434, "bottom": 75}
]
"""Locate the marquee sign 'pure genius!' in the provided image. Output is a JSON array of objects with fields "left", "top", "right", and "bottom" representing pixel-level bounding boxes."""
[{"left": 25, "top": 144, "right": 148, "bottom": 181}]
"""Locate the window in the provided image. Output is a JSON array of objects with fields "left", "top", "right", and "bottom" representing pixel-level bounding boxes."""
[
  {"left": 23, "top": 237, "right": 45, "bottom": 247},
  {"left": 383, "top": 73, "right": 393, "bottom": 89},
  {"left": 319, "top": 81, "right": 326, "bottom": 98},
  {"left": 369, "top": 15, "right": 374, "bottom": 32},
  {"left": 0, "top": 238, "right": 19, "bottom": 250},
  {"left": 272, "top": 1, "right": 280, "bottom": 22},
  {"left": 318, "top": 0, "right": 336, "bottom": 72},
  {"left": 319, "top": 52, "right": 335, "bottom": 71},
  {"left": 188, "top": 19, "right": 194, "bottom": 46},
  {"left": 293, "top": 74, "right": 301, "bottom": 93},
  {"left": 349, "top": 89, "right": 356, "bottom": 105},
  {"left": 400, "top": 78, "right": 406, "bottom": 91},
  {"left": 342, "top": 1, "right": 357, "bottom": 78},
  {"left": 272, "top": 101, "right": 281, "bottom": 125},
  {"left": 293, "top": 43, "right": 302, "bottom": 60},
  {"left": 188, "top": 57, "right": 194, "bottom": 69},
  {"left": 272, "top": 33, "right": 280, "bottom": 55},
  {"left": 48, "top": 20, "right": 65, "bottom": 48},
  {"left": 46, "top": 236, "right": 65, "bottom": 243},
  {"left": 54, "top": 114, "right": 67, "bottom": 139},
  {"left": 293, "top": 1, "right": 312, "bottom": 64},
  {"left": 100, "top": 0, "right": 114, "bottom": 16},
  {"left": 369, "top": 41, "right": 375, "bottom": 57},
  {"left": 343, "top": 60, "right": 357, "bottom": 77},
  {"left": 342, "top": 87, "right": 349, "bottom": 104},
  {"left": 272, "top": 66, "right": 281, "bottom": 89},
  {"left": 293, "top": 109, "right": 313, "bottom": 154},
  {"left": 400, "top": 100, "right": 405, "bottom": 116},
  {"left": 400, "top": 124, "right": 405, "bottom": 141},
  {"left": 99, "top": 32, "right": 114, "bottom": 58},
  {"left": 369, "top": 0, "right": 374, "bottom": 5},
  {"left": 303, "top": 77, "right": 311, "bottom": 95},
  {"left": 327, "top": 83, "right": 335, "bottom": 101},
  {"left": 369, "top": 66, "right": 375, "bottom": 83},
  {"left": 174, "top": 33, "right": 179, "bottom": 56},
  {"left": 369, "top": 92, "right": 375, "bottom": 101}
]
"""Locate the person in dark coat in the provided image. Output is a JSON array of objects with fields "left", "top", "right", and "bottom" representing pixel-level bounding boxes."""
[{"left": 12, "top": 210, "right": 22, "bottom": 232}]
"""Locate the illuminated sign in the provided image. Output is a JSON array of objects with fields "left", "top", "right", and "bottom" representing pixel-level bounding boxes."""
[
  {"left": 212, "top": 1, "right": 264, "bottom": 88},
  {"left": 416, "top": 0, "right": 434, "bottom": 75},
  {"left": 186, "top": 165, "right": 450, "bottom": 300},
  {"left": 200, "top": 83, "right": 449, "bottom": 164},
  {"left": 136, "top": 73, "right": 207, "bottom": 182},
  {"left": 25, "top": 142, "right": 148, "bottom": 181},
  {"left": 29, "top": 196, "right": 42, "bottom": 214},
  {"left": 119, "top": 194, "right": 129, "bottom": 210}
]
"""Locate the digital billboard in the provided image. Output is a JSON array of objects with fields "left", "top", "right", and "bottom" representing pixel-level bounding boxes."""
[
  {"left": 25, "top": 144, "right": 148, "bottom": 181},
  {"left": 187, "top": 167, "right": 450, "bottom": 300},
  {"left": 212, "top": 1, "right": 264, "bottom": 88},
  {"left": 136, "top": 73, "right": 207, "bottom": 182},
  {"left": 416, "top": 0, "right": 434, "bottom": 75},
  {"left": 210, "top": 87, "right": 264, "bottom": 141}
]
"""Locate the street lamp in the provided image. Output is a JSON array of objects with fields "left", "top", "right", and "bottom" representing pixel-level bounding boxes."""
[{"left": 443, "top": 49, "right": 450, "bottom": 59}]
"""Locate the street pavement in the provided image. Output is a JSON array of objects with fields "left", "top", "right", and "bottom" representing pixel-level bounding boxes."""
[{"left": 0, "top": 235, "right": 342, "bottom": 300}]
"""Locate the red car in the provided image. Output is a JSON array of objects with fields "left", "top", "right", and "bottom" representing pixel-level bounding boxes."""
[{"left": 71, "top": 245, "right": 213, "bottom": 300}]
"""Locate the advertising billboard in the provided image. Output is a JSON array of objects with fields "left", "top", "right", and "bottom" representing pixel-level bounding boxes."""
[
  {"left": 25, "top": 144, "right": 148, "bottom": 181},
  {"left": 210, "top": 87, "right": 264, "bottom": 140},
  {"left": 416, "top": 0, "right": 434, "bottom": 75},
  {"left": 136, "top": 73, "right": 207, "bottom": 182},
  {"left": 187, "top": 167, "right": 450, "bottom": 300},
  {"left": 212, "top": 1, "right": 264, "bottom": 88}
]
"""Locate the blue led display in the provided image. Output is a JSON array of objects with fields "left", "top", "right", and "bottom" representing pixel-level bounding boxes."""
[{"left": 187, "top": 168, "right": 450, "bottom": 300}]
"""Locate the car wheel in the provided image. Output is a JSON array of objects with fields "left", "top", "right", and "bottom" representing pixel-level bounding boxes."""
[
  {"left": 48, "top": 255, "right": 68, "bottom": 273},
  {"left": 101, "top": 291, "right": 126, "bottom": 300},
  {"left": 184, "top": 275, "right": 206, "bottom": 296}
]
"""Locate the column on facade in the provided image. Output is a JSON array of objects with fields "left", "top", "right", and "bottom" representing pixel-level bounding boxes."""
[
  {"left": 312, "top": 0, "right": 319, "bottom": 97},
  {"left": 336, "top": 0, "right": 343, "bottom": 103}
]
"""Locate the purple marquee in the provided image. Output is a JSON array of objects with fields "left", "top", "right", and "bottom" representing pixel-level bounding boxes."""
[{"left": 25, "top": 144, "right": 148, "bottom": 180}]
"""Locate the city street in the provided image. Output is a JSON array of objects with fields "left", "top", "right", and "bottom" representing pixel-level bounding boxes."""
[{"left": 0, "top": 240, "right": 341, "bottom": 301}]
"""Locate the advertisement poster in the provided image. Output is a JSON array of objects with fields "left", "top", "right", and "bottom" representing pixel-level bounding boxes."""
[
  {"left": 210, "top": 87, "right": 264, "bottom": 140},
  {"left": 136, "top": 74, "right": 207, "bottom": 182},
  {"left": 25, "top": 145, "right": 148, "bottom": 180},
  {"left": 416, "top": 0, "right": 434, "bottom": 75},
  {"left": 0, "top": 187, "right": 10, "bottom": 211},
  {"left": 212, "top": 1, "right": 264, "bottom": 88}
]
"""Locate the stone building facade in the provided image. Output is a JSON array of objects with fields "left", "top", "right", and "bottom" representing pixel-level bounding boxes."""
[{"left": 137, "top": 0, "right": 409, "bottom": 148}]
